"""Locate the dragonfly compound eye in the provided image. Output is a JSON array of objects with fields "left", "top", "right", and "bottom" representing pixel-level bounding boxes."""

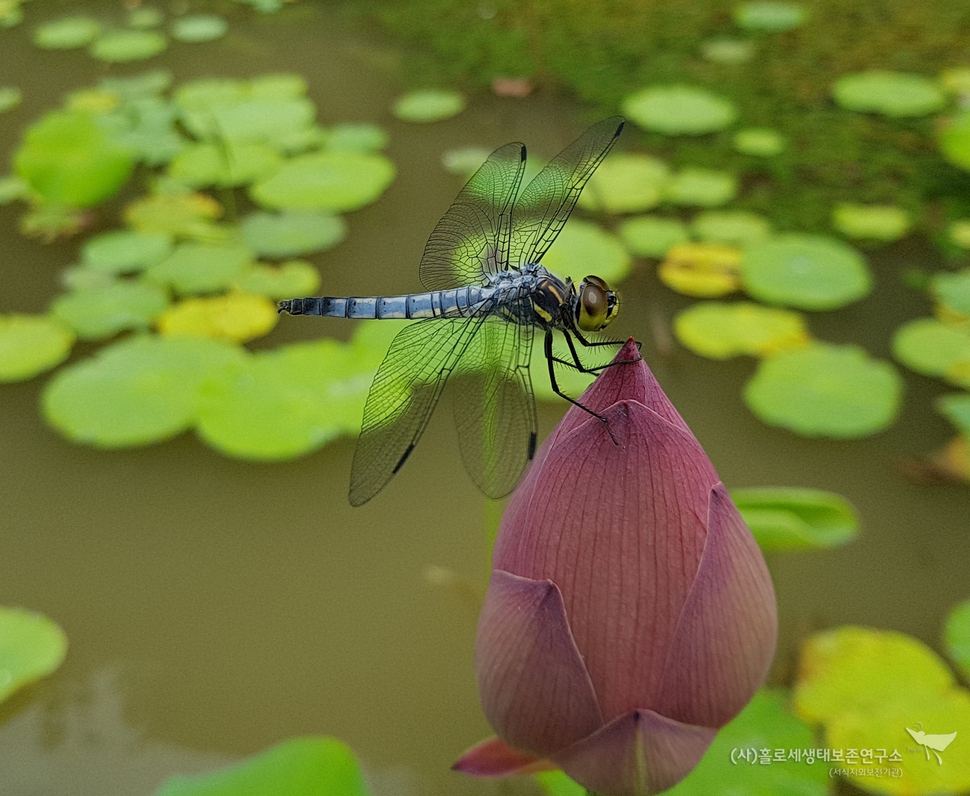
[{"left": 577, "top": 276, "right": 618, "bottom": 331}]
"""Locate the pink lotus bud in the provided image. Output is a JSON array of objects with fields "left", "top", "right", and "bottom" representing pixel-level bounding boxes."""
[{"left": 454, "top": 339, "right": 777, "bottom": 795}]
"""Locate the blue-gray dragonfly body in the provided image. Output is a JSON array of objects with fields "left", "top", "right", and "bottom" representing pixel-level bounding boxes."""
[{"left": 280, "top": 116, "right": 629, "bottom": 505}]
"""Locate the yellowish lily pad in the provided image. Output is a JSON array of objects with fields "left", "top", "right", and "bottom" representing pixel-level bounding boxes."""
[
  {"left": 0, "top": 607, "right": 68, "bottom": 703},
  {"left": 892, "top": 318, "right": 970, "bottom": 387},
  {"left": 674, "top": 301, "right": 809, "bottom": 359},
  {"left": 659, "top": 242, "right": 743, "bottom": 297},
  {"left": 158, "top": 294, "right": 278, "bottom": 342},
  {"left": 0, "top": 314, "right": 75, "bottom": 382}
]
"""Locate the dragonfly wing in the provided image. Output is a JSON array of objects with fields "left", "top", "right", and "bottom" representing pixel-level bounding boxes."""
[
  {"left": 350, "top": 314, "right": 488, "bottom": 506},
  {"left": 509, "top": 116, "right": 624, "bottom": 266},
  {"left": 419, "top": 142, "right": 526, "bottom": 291},
  {"left": 450, "top": 316, "right": 537, "bottom": 499}
]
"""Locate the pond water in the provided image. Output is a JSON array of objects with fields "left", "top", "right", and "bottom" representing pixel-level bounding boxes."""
[{"left": 1, "top": 4, "right": 968, "bottom": 796}]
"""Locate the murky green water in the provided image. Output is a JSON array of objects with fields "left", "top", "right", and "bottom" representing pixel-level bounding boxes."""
[{"left": 1, "top": 4, "right": 968, "bottom": 795}]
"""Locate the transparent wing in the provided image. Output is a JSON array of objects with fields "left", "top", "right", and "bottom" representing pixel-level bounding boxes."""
[
  {"left": 419, "top": 142, "right": 526, "bottom": 292},
  {"left": 450, "top": 316, "right": 537, "bottom": 499},
  {"left": 509, "top": 116, "right": 624, "bottom": 267},
  {"left": 350, "top": 314, "right": 489, "bottom": 506}
]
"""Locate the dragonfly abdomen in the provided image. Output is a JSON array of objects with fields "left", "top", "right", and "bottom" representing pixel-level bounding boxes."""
[{"left": 280, "top": 286, "right": 492, "bottom": 320}]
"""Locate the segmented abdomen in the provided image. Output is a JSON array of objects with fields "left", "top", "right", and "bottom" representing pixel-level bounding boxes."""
[{"left": 279, "top": 286, "right": 491, "bottom": 319}]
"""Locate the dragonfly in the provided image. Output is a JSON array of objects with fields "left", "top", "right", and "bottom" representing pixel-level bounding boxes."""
[{"left": 280, "top": 116, "right": 636, "bottom": 506}]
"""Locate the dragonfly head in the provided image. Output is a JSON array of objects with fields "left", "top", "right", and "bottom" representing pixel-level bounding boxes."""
[{"left": 574, "top": 275, "right": 620, "bottom": 332}]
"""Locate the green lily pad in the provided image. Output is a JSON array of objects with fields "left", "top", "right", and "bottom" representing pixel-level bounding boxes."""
[
  {"left": 0, "top": 314, "right": 75, "bottom": 382},
  {"left": 14, "top": 111, "right": 134, "bottom": 208},
  {"left": 833, "top": 70, "right": 947, "bottom": 118},
  {"left": 740, "top": 234, "right": 871, "bottom": 310},
  {"left": 0, "top": 175, "right": 29, "bottom": 204},
  {"left": 393, "top": 89, "right": 465, "bottom": 123},
  {"left": 937, "top": 393, "right": 970, "bottom": 437},
  {"left": 33, "top": 16, "right": 102, "bottom": 49},
  {"left": 124, "top": 191, "right": 223, "bottom": 239},
  {"left": 0, "top": 86, "right": 21, "bottom": 113},
  {"left": 197, "top": 98, "right": 315, "bottom": 146},
  {"left": 326, "top": 123, "right": 388, "bottom": 153},
  {"left": 250, "top": 151, "right": 395, "bottom": 212},
  {"left": 81, "top": 229, "right": 173, "bottom": 274},
  {"left": 441, "top": 146, "right": 491, "bottom": 177},
  {"left": 158, "top": 294, "right": 278, "bottom": 343},
  {"left": 733, "top": 1, "right": 807, "bottom": 31},
  {"left": 733, "top": 127, "right": 786, "bottom": 156},
  {"left": 618, "top": 215, "right": 690, "bottom": 258},
  {"left": 730, "top": 487, "right": 860, "bottom": 552},
  {"left": 700, "top": 37, "right": 756, "bottom": 65},
  {"left": 43, "top": 334, "right": 244, "bottom": 448},
  {"left": 196, "top": 340, "right": 368, "bottom": 460},
  {"left": 153, "top": 736, "right": 371, "bottom": 796},
  {"left": 674, "top": 301, "right": 809, "bottom": 359},
  {"left": 664, "top": 168, "right": 737, "bottom": 207},
  {"left": 168, "top": 141, "right": 282, "bottom": 188},
  {"left": 576, "top": 153, "right": 669, "bottom": 213},
  {"left": 50, "top": 281, "right": 169, "bottom": 340},
  {"left": 945, "top": 599, "right": 970, "bottom": 680},
  {"left": 931, "top": 269, "right": 970, "bottom": 318},
  {"left": 146, "top": 243, "right": 252, "bottom": 295},
  {"left": 272, "top": 125, "right": 328, "bottom": 156},
  {"left": 622, "top": 85, "right": 738, "bottom": 136},
  {"left": 892, "top": 318, "right": 970, "bottom": 387},
  {"left": 90, "top": 29, "right": 167, "bottom": 62},
  {"left": 127, "top": 7, "right": 164, "bottom": 29},
  {"left": 744, "top": 343, "right": 902, "bottom": 437},
  {"left": 0, "top": 607, "right": 68, "bottom": 704},
  {"left": 107, "top": 97, "right": 187, "bottom": 167},
  {"left": 832, "top": 203, "right": 911, "bottom": 242},
  {"left": 100, "top": 70, "right": 173, "bottom": 100},
  {"left": 232, "top": 260, "right": 321, "bottom": 299},
  {"left": 692, "top": 210, "right": 771, "bottom": 246},
  {"left": 949, "top": 219, "right": 970, "bottom": 249},
  {"left": 665, "top": 689, "right": 826, "bottom": 796},
  {"left": 241, "top": 210, "right": 346, "bottom": 258},
  {"left": 940, "top": 112, "right": 970, "bottom": 171},
  {"left": 170, "top": 14, "right": 228, "bottom": 43},
  {"left": 541, "top": 220, "right": 631, "bottom": 286}
]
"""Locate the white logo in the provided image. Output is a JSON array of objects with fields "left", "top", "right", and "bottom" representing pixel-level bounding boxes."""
[{"left": 906, "top": 723, "right": 957, "bottom": 764}]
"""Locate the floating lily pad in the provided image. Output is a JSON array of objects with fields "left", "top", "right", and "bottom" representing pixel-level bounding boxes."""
[
  {"left": 893, "top": 318, "right": 970, "bottom": 387},
  {"left": 232, "top": 260, "right": 321, "bottom": 299},
  {"left": 949, "top": 219, "right": 970, "bottom": 249},
  {"left": 665, "top": 689, "right": 826, "bottom": 796},
  {"left": 441, "top": 146, "right": 492, "bottom": 177},
  {"left": 168, "top": 141, "right": 282, "bottom": 188},
  {"left": 692, "top": 210, "right": 771, "bottom": 246},
  {"left": 81, "top": 229, "right": 173, "bottom": 274},
  {"left": 941, "top": 67, "right": 970, "bottom": 96},
  {"left": 196, "top": 341, "right": 368, "bottom": 460},
  {"left": 730, "top": 487, "right": 859, "bottom": 551},
  {"left": 937, "top": 393, "right": 970, "bottom": 438},
  {"left": 127, "top": 7, "right": 164, "bottom": 29},
  {"left": 14, "top": 111, "right": 134, "bottom": 208},
  {"left": 660, "top": 243, "right": 743, "bottom": 297},
  {"left": 147, "top": 243, "right": 252, "bottom": 295},
  {"left": 90, "top": 30, "right": 167, "bottom": 62},
  {"left": 664, "top": 167, "right": 737, "bottom": 207},
  {"left": 733, "top": 1, "right": 807, "bottom": 31},
  {"left": 618, "top": 215, "right": 690, "bottom": 258},
  {"left": 744, "top": 343, "right": 902, "bottom": 437},
  {"left": 241, "top": 210, "right": 346, "bottom": 258},
  {"left": 50, "top": 281, "right": 169, "bottom": 339},
  {"left": 0, "top": 175, "right": 29, "bottom": 204},
  {"left": 945, "top": 599, "right": 970, "bottom": 680},
  {"left": 33, "top": 16, "right": 102, "bottom": 49},
  {"left": 43, "top": 334, "right": 244, "bottom": 448},
  {"left": 940, "top": 112, "right": 970, "bottom": 171},
  {"left": 833, "top": 70, "right": 946, "bottom": 118},
  {"left": 272, "top": 125, "right": 328, "bottom": 156},
  {"left": 700, "top": 37, "right": 755, "bottom": 65},
  {"left": 153, "top": 736, "right": 372, "bottom": 796},
  {"left": 0, "top": 86, "right": 21, "bottom": 113},
  {"left": 740, "top": 234, "right": 871, "bottom": 310},
  {"left": 250, "top": 151, "right": 395, "bottom": 212},
  {"left": 393, "top": 89, "right": 465, "bottom": 123},
  {"left": 622, "top": 85, "right": 738, "bottom": 136},
  {"left": 124, "top": 192, "right": 223, "bottom": 239},
  {"left": 832, "top": 203, "right": 911, "bottom": 242},
  {"left": 0, "top": 607, "right": 68, "bottom": 704},
  {"left": 733, "top": 127, "right": 786, "bottom": 156},
  {"left": 931, "top": 269, "right": 970, "bottom": 319},
  {"left": 158, "top": 294, "right": 277, "bottom": 343},
  {"left": 541, "top": 220, "right": 630, "bottom": 286},
  {"left": 100, "top": 70, "right": 173, "bottom": 100},
  {"left": 0, "top": 315, "right": 75, "bottom": 382},
  {"left": 576, "top": 153, "right": 669, "bottom": 213},
  {"left": 674, "top": 301, "right": 809, "bottom": 359},
  {"left": 326, "top": 123, "right": 388, "bottom": 153},
  {"left": 170, "top": 14, "right": 227, "bottom": 43}
]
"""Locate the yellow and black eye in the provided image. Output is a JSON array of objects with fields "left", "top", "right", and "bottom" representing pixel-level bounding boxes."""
[{"left": 576, "top": 275, "right": 619, "bottom": 332}]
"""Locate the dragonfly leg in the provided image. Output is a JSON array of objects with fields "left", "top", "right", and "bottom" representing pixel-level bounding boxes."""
[
  {"left": 544, "top": 331, "right": 618, "bottom": 445},
  {"left": 572, "top": 327, "right": 644, "bottom": 355},
  {"left": 551, "top": 329, "right": 641, "bottom": 375}
]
